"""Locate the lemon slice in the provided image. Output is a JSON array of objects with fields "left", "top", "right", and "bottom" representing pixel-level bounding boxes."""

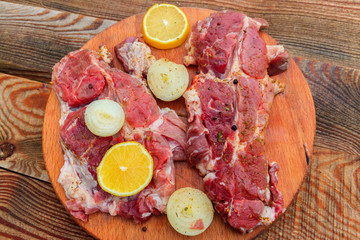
[
  {"left": 142, "top": 4, "right": 190, "bottom": 49},
  {"left": 97, "top": 142, "right": 153, "bottom": 197}
]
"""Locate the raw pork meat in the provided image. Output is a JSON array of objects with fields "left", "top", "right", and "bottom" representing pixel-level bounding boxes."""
[
  {"left": 183, "top": 11, "right": 288, "bottom": 233},
  {"left": 184, "top": 11, "right": 289, "bottom": 79},
  {"left": 115, "top": 37, "right": 156, "bottom": 78},
  {"left": 53, "top": 48, "right": 186, "bottom": 222}
]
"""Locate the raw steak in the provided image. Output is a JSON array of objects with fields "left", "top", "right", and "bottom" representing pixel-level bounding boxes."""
[
  {"left": 183, "top": 11, "right": 288, "bottom": 233},
  {"left": 52, "top": 49, "right": 107, "bottom": 108},
  {"left": 184, "top": 11, "right": 289, "bottom": 79},
  {"left": 53, "top": 48, "right": 186, "bottom": 222}
]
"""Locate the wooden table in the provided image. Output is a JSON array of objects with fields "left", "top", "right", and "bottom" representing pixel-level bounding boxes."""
[{"left": 0, "top": 1, "right": 359, "bottom": 239}]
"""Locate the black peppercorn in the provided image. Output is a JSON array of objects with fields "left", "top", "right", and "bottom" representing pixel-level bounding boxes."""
[
  {"left": 231, "top": 125, "right": 237, "bottom": 131},
  {"left": 233, "top": 79, "right": 238, "bottom": 84},
  {"left": 88, "top": 84, "right": 93, "bottom": 89}
]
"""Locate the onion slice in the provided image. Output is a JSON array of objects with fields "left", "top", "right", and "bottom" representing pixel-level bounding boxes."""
[
  {"left": 147, "top": 58, "right": 189, "bottom": 102},
  {"left": 85, "top": 99, "right": 125, "bottom": 137},
  {"left": 167, "top": 187, "right": 214, "bottom": 236}
]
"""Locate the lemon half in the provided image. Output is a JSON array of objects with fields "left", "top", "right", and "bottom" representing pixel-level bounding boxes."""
[
  {"left": 97, "top": 141, "right": 153, "bottom": 197},
  {"left": 142, "top": 4, "right": 190, "bottom": 49}
]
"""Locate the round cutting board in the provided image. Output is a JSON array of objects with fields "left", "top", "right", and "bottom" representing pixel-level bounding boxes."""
[{"left": 43, "top": 7, "right": 316, "bottom": 240}]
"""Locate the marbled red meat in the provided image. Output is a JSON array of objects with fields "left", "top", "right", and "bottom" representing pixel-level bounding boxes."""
[
  {"left": 183, "top": 11, "right": 287, "bottom": 233},
  {"left": 53, "top": 48, "right": 185, "bottom": 222},
  {"left": 240, "top": 26, "right": 268, "bottom": 79},
  {"left": 184, "top": 11, "right": 289, "bottom": 79},
  {"left": 52, "top": 49, "right": 107, "bottom": 107},
  {"left": 109, "top": 68, "right": 160, "bottom": 127},
  {"left": 60, "top": 107, "right": 112, "bottom": 179}
]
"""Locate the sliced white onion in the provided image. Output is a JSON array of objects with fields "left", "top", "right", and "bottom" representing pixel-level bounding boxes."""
[
  {"left": 147, "top": 58, "right": 189, "bottom": 102},
  {"left": 85, "top": 99, "right": 125, "bottom": 137},
  {"left": 167, "top": 187, "right": 214, "bottom": 236}
]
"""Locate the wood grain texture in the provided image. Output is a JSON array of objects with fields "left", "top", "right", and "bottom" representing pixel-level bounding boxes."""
[
  {"left": 0, "top": 73, "right": 51, "bottom": 181},
  {"left": 0, "top": 1, "right": 359, "bottom": 239},
  {"left": 258, "top": 146, "right": 360, "bottom": 240},
  {"left": 0, "top": 1, "right": 116, "bottom": 81},
  {"left": 294, "top": 57, "right": 360, "bottom": 156},
  {"left": 5, "top": 0, "right": 360, "bottom": 71},
  {"left": 43, "top": 8, "right": 315, "bottom": 239},
  {"left": 0, "top": 169, "right": 93, "bottom": 239}
]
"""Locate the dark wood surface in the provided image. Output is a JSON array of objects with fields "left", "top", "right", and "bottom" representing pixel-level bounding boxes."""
[
  {"left": 3, "top": 0, "right": 360, "bottom": 81},
  {"left": 1, "top": 1, "right": 360, "bottom": 239}
]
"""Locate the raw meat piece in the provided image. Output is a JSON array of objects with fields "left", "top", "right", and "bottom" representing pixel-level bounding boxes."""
[
  {"left": 156, "top": 110, "right": 187, "bottom": 161},
  {"left": 184, "top": 11, "right": 289, "bottom": 79},
  {"left": 115, "top": 37, "right": 156, "bottom": 78},
  {"left": 53, "top": 48, "right": 185, "bottom": 222},
  {"left": 52, "top": 49, "right": 108, "bottom": 108},
  {"left": 266, "top": 45, "right": 290, "bottom": 76},
  {"left": 183, "top": 11, "right": 287, "bottom": 233},
  {"left": 60, "top": 107, "right": 112, "bottom": 179},
  {"left": 108, "top": 67, "right": 160, "bottom": 128},
  {"left": 99, "top": 45, "right": 114, "bottom": 65}
]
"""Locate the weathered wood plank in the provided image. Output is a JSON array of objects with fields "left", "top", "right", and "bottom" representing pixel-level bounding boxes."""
[
  {"left": 4, "top": 0, "right": 360, "bottom": 71},
  {"left": 0, "top": 2, "right": 359, "bottom": 237},
  {"left": 259, "top": 147, "right": 360, "bottom": 239},
  {"left": 0, "top": 73, "right": 50, "bottom": 181},
  {"left": 0, "top": 1, "right": 116, "bottom": 81},
  {"left": 0, "top": 169, "right": 93, "bottom": 239},
  {"left": 0, "top": 62, "right": 52, "bottom": 83},
  {"left": 294, "top": 57, "right": 360, "bottom": 156},
  {"left": 3, "top": 1, "right": 360, "bottom": 82}
]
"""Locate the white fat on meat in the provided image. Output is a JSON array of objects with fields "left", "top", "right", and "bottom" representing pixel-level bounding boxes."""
[
  {"left": 58, "top": 98, "right": 72, "bottom": 126},
  {"left": 183, "top": 88, "right": 202, "bottom": 122},
  {"left": 99, "top": 45, "right": 113, "bottom": 65},
  {"left": 59, "top": 145, "right": 99, "bottom": 210},
  {"left": 115, "top": 38, "right": 156, "bottom": 78},
  {"left": 203, "top": 172, "right": 217, "bottom": 182},
  {"left": 148, "top": 113, "right": 165, "bottom": 129},
  {"left": 260, "top": 206, "right": 276, "bottom": 224},
  {"left": 226, "top": 26, "right": 248, "bottom": 76},
  {"left": 265, "top": 187, "right": 271, "bottom": 203},
  {"left": 122, "top": 41, "right": 155, "bottom": 75},
  {"left": 267, "top": 45, "right": 285, "bottom": 62}
]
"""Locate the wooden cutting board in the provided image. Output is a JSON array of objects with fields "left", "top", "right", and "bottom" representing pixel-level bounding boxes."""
[{"left": 43, "top": 7, "right": 316, "bottom": 240}]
